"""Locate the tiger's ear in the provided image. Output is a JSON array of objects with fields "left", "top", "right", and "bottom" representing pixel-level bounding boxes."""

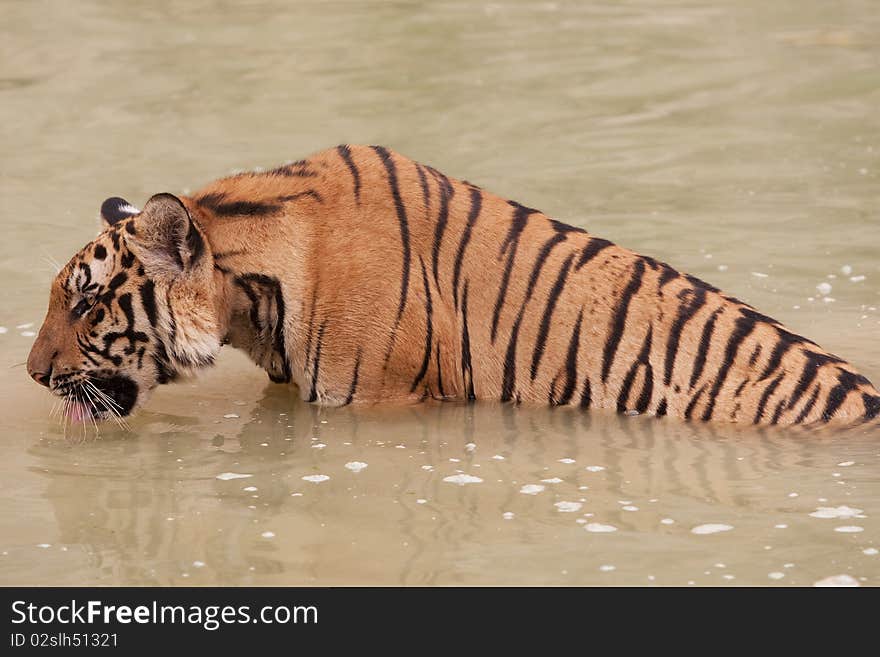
[
  {"left": 124, "top": 193, "right": 206, "bottom": 280},
  {"left": 100, "top": 197, "right": 140, "bottom": 228}
]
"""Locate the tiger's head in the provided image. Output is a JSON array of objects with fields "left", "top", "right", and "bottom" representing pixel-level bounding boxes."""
[{"left": 27, "top": 193, "right": 222, "bottom": 422}]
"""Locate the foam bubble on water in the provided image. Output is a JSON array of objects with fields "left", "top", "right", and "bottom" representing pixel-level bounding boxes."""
[
  {"left": 223, "top": 413, "right": 240, "bottom": 419},
  {"left": 416, "top": 499, "right": 427, "bottom": 504},
  {"left": 312, "top": 443, "right": 326, "bottom": 449},
  {"left": 775, "top": 524, "right": 788, "bottom": 529},
  {"left": 850, "top": 275, "right": 866, "bottom": 283},
  {"left": 862, "top": 548, "right": 878, "bottom": 555},
  {"left": 768, "top": 572, "right": 785, "bottom": 580},
  {"left": 599, "top": 565, "right": 616, "bottom": 572},
  {"left": 809, "top": 505, "right": 864, "bottom": 519},
  {"left": 558, "top": 458, "right": 576, "bottom": 464},
  {"left": 193, "top": 561, "right": 206, "bottom": 568},
  {"left": 502, "top": 512, "right": 515, "bottom": 520},
  {"left": 691, "top": 524, "right": 734, "bottom": 535},
  {"left": 465, "top": 443, "right": 476, "bottom": 452},
  {"left": 0, "top": 327, "right": 7, "bottom": 334},
  {"left": 421, "top": 465, "right": 434, "bottom": 471},
  {"left": 491, "top": 455, "right": 505, "bottom": 460},
  {"left": 16, "top": 323, "right": 33, "bottom": 329},
  {"left": 722, "top": 574, "right": 735, "bottom": 581},
  {"left": 788, "top": 492, "right": 798, "bottom": 498},
  {"left": 302, "top": 475, "right": 330, "bottom": 483},
  {"left": 541, "top": 477, "right": 563, "bottom": 484},
  {"left": 837, "top": 461, "right": 855, "bottom": 467},
  {"left": 585, "top": 523, "right": 617, "bottom": 533},
  {"left": 36, "top": 543, "right": 51, "bottom": 549},
  {"left": 841, "top": 265, "right": 853, "bottom": 276},
  {"left": 660, "top": 518, "right": 675, "bottom": 525},
  {"left": 834, "top": 526, "right": 864, "bottom": 533},
  {"left": 344, "top": 462, "right": 368, "bottom": 473},
  {"left": 20, "top": 331, "right": 35, "bottom": 337},
  {"left": 751, "top": 272, "right": 768, "bottom": 278},
  {"left": 554, "top": 501, "right": 582, "bottom": 513},
  {"left": 622, "top": 505, "right": 639, "bottom": 512},
  {"left": 814, "top": 574, "right": 860, "bottom": 587},
  {"left": 216, "top": 472, "right": 252, "bottom": 481},
  {"left": 290, "top": 493, "right": 303, "bottom": 497},
  {"left": 261, "top": 531, "right": 275, "bottom": 539},
  {"left": 443, "top": 474, "right": 483, "bottom": 485},
  {"left": 816, "top": 282, "right": 832, "bottom": 295},
  {"left": 520, "top": 484, "right": 546, "bottom": 495},
  {"left": 242, "top": 486, "right": 258, "bottom": 492},
  {"left": 449, "top": 458, "right": 461, "bottom": 463},
  {"left": 585, "top": 465, "right": 605, "bottom": 472}
]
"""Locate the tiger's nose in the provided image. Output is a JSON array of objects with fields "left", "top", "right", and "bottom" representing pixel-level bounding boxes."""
[
  {"left": 27, "top": 328, "right": 56, "bottom": 388},
  {"left": 29, "top": 366, "right": 52, "bottom": 387}
]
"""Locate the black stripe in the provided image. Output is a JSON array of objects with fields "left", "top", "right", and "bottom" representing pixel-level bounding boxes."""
[
  {"left": 344, "top": 348, "right": 362, "bottom": 406},
  {"left": 748, "top": 344, "right": 763, "bottom": 367},
  {"left": 278, "top": 191, "right": 323, "bottom": 203},
  {"left": 491, "top": 203, "right": 533, "bottom": 342},
  {"left": 786, "top": 351, "right": 836, "bottom": 411},
  {"left": 758, "top": 334, "right": 791, "bottom": 381},
  {"left": 794, "top": 385, "right": 821, "bottom": 424},
  {"left": 336, "top": 145, "right": 361, "bottom": 203},
  {"left": 700, "top": 315, "right": 756, "bottom": 421},
  {"left": 410, "top": 257, "right": 433, "bottom": 393},
  {"left": 500, "top": 233, "right": 568, "bottom": 402},
  {"left": 663, "top": 287, "right": 708, "bottom": 387},
  {"left": 303, "top": 287, "right": 318, "bottom": 371},
  {"left": 530, "top": 252, "right": 576, "bottom": 381},
  {"left": 616, "top": 325, "right": 654, "bottom": 413},
  {"left": 271, "top": 161, "right": 319, "bottom": 177},
  {"left": 555, "top": 308, "right": 584, "bottom": 406},
  {"left": 685, "top": 385, "right": 706, "bottom": 420},
  {"left": 689, "top": 305, "right": 723, "bottom": 389},
  {"left": 371, "top": 146, "right": 411, "bottom": 326},
  {"left": 307, "top": 321, "right": 327, "bottom": 403},
  {"left": 656, "top": 397, "right": 668, "bottom": 417},
  {"left": 753, "top": 373, "right": 784, "bottom": 424},
  {"left": 862, "top": 393, "right": 880, "bottom": 421},
  {"left": 771, "top": 398, "right": 787, "bottom": 425},
  {"left": 576, "top": 237, "right": 612, "bottom": 271},
  {"left": 197, "top": 193, "right": 281, "bottom": 217},
  {"left": 451, "top": 186, "right": 483, "bottom": 310},
  {"left": 580, "top": 376, "right": 592, "bottom": 409},
  {"left": 428, "top": 168, "right": 454, "bottom": 292},
  {"left": 415, "top": 163, "right": 431, "bottom": 217},
  {"left": 460, "top": 280, "right": 475, "bottom": 401},
  {"left": 601, "top": 258, "right": 646, "bottom": 383},
  {"left": 822, "top": 369, "right": 864, "bottom": 421},
  {"left": 435, "top": 344, "right": 446, "bottom": 398},
  {"left": 139, "top": 281, "right": 157, "bottom": 327},
  {"left": 658, "top": 264, "right": 678, "bottom": 288}
]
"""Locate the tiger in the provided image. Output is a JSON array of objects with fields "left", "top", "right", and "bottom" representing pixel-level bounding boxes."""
[{"left": 26, "top": 144, "right": 880, "bottom": 426}]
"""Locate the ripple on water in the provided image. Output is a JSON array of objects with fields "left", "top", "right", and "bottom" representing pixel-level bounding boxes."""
[
  {"left": 691, "top": 524, "right": 734, "bottom": 535},
  {"left": 442, "top": 474, "right": 483, "bottom": 485},
  {"left": 814, "top": 574, "right": 860, "bottom": 587}
]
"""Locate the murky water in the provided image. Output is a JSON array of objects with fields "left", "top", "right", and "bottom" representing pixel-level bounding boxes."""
[{"left": 1, "top": 0, "right": 878, "bottom": 586}]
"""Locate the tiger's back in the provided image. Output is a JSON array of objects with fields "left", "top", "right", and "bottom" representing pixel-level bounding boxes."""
[{"left": 187, "top": 145, "right": 880, "bottom": 425}]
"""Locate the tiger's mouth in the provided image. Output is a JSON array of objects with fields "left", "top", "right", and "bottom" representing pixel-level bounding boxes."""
[{"left": 52, "top": 374, "right": 139, "bottom": 422}]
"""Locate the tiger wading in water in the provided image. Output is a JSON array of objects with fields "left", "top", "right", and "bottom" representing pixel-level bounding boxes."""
[{"left": 26, "top": 145, "right": 880, "bottom": 426}]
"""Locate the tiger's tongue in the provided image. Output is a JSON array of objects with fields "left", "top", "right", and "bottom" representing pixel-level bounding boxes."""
[{"left": 68, "top": 401, "right": 91, "bottom": 423}]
